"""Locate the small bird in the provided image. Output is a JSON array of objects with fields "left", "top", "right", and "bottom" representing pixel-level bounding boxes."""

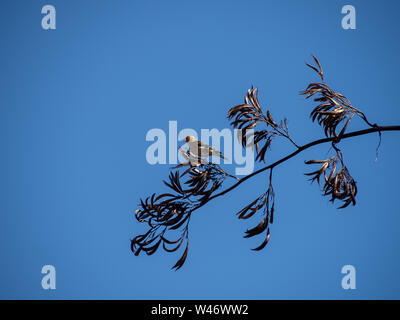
[{"left": 182, "top": 135, "right": 228, "bottom": 162}]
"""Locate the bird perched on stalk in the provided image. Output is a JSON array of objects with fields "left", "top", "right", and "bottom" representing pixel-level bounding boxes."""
[{"left": 182, "top": 136, "right": 228, "bottom": 163}]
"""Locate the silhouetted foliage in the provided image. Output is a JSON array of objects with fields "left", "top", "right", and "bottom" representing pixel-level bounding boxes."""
[{"left": 131, "top": 55, "right": 400, "bottom": 270}]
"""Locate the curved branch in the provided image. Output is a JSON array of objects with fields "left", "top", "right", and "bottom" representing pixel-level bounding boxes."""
[{"left": 195, "top": 125, "right": 400, "bottom": 208}]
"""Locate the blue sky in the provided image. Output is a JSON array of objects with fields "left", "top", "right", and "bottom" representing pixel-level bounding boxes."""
[{"left": 0, "top": 0, "right": 399, "bottom": 299}]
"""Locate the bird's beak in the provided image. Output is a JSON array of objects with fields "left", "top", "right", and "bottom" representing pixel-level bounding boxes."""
[{"left": 180, "top": 138, "right": 186, "bottom": 142}]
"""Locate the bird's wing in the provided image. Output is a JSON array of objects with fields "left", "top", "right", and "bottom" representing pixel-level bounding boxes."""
[
  {"left": 199, "top": 141, "right": 228, "bottom": 160},
  {"left": 188, "top": 141, "right": 209, "bottom": 156},
  {"left": 189, "top": 140, "right": 228, "bottom": 160}
]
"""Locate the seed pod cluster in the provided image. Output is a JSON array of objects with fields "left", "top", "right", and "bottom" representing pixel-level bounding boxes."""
[
  {"left": 228, "top": 87, "right": 294, "bottom": 162},
  {"left": 131, "top": 163, "right": 232, "bottom": 270},
  {"left": 305, "top": 154, "right": 357, "bottom": 209},
  {"left": 236, "top": 174, "right": 275, "bottom": 250},
  {"left": 301, "top": 55, "right": 369, "bottom": 138}
]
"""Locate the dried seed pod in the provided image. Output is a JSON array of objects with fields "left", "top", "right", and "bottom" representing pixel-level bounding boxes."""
[
  {"left": 228, "top": 87, "right": 295, "bottom": 162},
  {"left": 305, "top": 154, "right": 358, "bottom": 209},
  {"left": 131, "top": 162, "right": 235, "bottom": 270},
  {"left": 301, "top": 55, "right": 369, "bottom": 137},
  {"left": 236, "top": 172, "right": 275, "bottom": 251}
]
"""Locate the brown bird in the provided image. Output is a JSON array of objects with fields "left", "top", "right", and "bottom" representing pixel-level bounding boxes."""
[{"left": 183, "top": 136, "right": 228, "bottom": 161}]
